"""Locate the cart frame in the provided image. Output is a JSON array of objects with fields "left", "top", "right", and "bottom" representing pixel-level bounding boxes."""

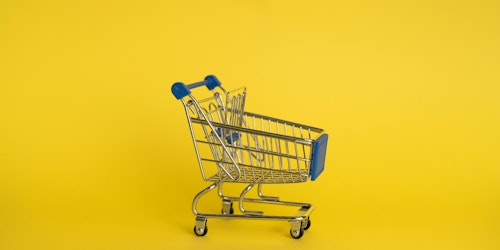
[{"left": 171, "top": 75, "right": 328, "bottom": 239}]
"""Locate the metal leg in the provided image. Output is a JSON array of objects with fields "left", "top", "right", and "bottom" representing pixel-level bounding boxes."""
[
  {"left": 192, "top": 182, "right": 219, "bottom": 215},
  {"left": 217, "top": 182, "right": 225, "bottom": 199},
  {"left": 257, "top": 184, "right": 279, "bottom": 201},
  {"left": 239, "top": 184, "right": 263, "bottom": 215}
]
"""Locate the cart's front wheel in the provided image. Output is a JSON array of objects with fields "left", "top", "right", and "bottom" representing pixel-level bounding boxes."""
[
  {"left": 194, "top": 225, "right": 208, "bottom": 236},
  {"left": 290, "top": 228, "right": 304, "bottom": 239},
  {"left": 194, "top": 217, "right": 208, "bottom": 236}
]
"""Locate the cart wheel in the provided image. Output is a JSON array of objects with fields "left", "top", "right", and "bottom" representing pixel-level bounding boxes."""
[
  {"left": 194, "top": 225, "right": 208, "bottom": 236},
  {"left": 290, "top": 228, "right": 304, "bottom": 239},
  {"left": 221, "top": 207, "right": 234, "bottom": 214},
  {"left": 221, "top": 201, "right": 234, "bottom": 215},
  {"left": 303, "top": 219, "right": 311, "bottom": 231}
]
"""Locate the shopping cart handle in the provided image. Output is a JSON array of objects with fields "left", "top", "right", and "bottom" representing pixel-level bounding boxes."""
[{"left": 171, "top": 75, "right": 221, "bottom": 99}]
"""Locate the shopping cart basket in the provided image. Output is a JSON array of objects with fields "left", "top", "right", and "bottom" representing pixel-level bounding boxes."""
[{"left": 171, "top": 75, "right": 329, "bottom": 239}]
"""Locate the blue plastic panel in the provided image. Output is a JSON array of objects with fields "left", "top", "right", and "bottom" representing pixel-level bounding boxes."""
[{"left": 310, "top": 134, "right": 329, "bottom": 181}]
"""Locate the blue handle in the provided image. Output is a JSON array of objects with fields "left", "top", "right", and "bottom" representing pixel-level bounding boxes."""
[{"left": 171, "top": 75, "right": 222, "bottom": 99}]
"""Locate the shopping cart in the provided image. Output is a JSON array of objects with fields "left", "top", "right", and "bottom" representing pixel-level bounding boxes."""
[{"left": 171, "top": 75, "right": 329, "bottom": 239}]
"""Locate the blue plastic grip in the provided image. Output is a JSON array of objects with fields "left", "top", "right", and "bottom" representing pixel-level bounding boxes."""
[
  {"left": 171, "top": 75, "right": 222, "bottom": 99},
  {"left": 171, "top": 82, "right": 190, "bottom": 100},
  {"left": 310, "top": 134, "right": 329, "bottom": 181}
]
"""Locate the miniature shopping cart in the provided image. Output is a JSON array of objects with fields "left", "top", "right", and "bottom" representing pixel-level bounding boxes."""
[{"left": 171, "top": 75, "right": 329, "bottom": 239}]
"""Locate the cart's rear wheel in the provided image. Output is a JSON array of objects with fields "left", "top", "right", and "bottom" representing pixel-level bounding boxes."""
[
  {"left": 221, "top": 207, "right": 234, "bottom": 214},
  {"left": 303, "top": 219, "right": 311, "bottom": 231},
  {"left": 290, "top": 228, "right": 304, "bottom": 239},
  {"left": 221, "top": 200, "right": 234, "bottom": 215},
  {"left": 194, "top": 225, "right": 208, "bottom": 236}
]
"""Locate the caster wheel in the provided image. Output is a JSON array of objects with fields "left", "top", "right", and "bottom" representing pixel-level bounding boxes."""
[
  {"left": 222, "top": 201, "right": 234, "bottom": 215},
  {"left": 303, "top": 219, "right": 311, "bottom": 231},
  {"left": 221, "top": 208, "right": 234, "bottom": 214},
  {"left": 290, "top": 228, "right": 304, "bottom": 239},
  {"left": 194, "top": 225, "right": 208, "bottom": 236},
  {"left": 221, "top": 207, "right": 234, "bottom": 214}
]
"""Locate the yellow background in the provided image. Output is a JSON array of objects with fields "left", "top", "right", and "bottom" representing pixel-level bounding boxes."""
[{"left": 1, "top": 0, "right": 499, "bottom": 249}]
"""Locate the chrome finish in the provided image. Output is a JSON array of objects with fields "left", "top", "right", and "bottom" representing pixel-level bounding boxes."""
[
  {"left": 174, "top": 81, "right": 325, "bottom": 238},
  {"left": 257, "top": 184, "right": 279, "bottom": 201},
  {"left": 191, "top": 182, "right": 315, "bottom": 220},
  {"left": 194, "top": 216, "right": 208, "bottom": 236},
  {"left": 238, "top": 184, "right": 263, "bottom": 215},
  {"left": 221, "top": 199, "right": 233, "bottom": 215}
]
